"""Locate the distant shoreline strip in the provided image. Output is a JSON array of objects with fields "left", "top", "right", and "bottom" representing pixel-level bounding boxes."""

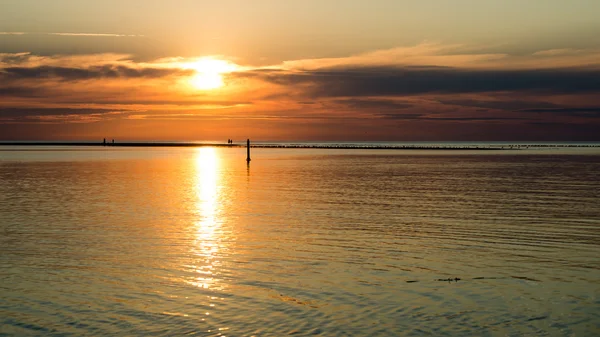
[{"left": 1, "top": 142, "right": 599, "bottom": 150}]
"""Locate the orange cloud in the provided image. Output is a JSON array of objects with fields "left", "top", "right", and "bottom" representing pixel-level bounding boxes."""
[{"left": 1, "top": 44, "right": 600, "bottom": 141}]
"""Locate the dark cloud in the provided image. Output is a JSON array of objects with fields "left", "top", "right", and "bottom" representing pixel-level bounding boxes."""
[
  {"left": 47, "top": 98, "right": 251, "bottom": 106},
  {"left": 0, "top": 53, "right": 32, "bottom": 64},
  {"left": 0, "top": 107, "right": 132, "bottom": 123},
  {"left": 1, "top": 65, "right": 191, "bottom": 81},
  {"left": 333, "top": 98, "right": 413, "bottom": 110},
  {"left": 522, "top": 107, "right": 600, "bottom": 117},
  {"left": 239, "top": 66, "right": 600, "bottom": 97},
  {"left": 426, "top": 117, "right": 531, "bottom": 121},
  {"left": 378, "top": 113, "right": 530, "bottom": 121},
  {"left": 376, "top": 113, "right": 425, "bottom": 120},
  {"left": 0, "top": 107, "right": 128, "bottom": 117},
  {"left": 436, "top": 98, "right": 561, "bottom": 111},
  {"left": 0, "top": 86, "right": 43, "bottom": 97},
  {"left": 433, "top": 99, "right": 600, "bottom": 119}
]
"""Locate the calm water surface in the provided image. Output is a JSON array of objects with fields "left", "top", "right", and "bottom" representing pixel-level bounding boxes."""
[{"left": 1, "top": 146, "right": 599, "bottom": 336}]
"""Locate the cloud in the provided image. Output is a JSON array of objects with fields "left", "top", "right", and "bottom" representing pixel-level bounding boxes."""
[
  {"left": 1, "top": 44, "right": 600, "bottom": 140},
  {"left": 281, "top": 43, "right": 508, "bottom": 70},
  {"left": 377, "top": 113, "right": 530, "bottom": 121},
  {"left": 0, "top": 52, "right": 134, "bottom": 69},
  {"left": 0, "top": 107, "right": 133, "bottom": 124},
  {"left": 1, "top": 65, "right": 191, "bottom": 81},
  {"left": 521, "top": 107, "right": 600, "bottom": 118},
  {"left": 280, "top": 43, "right": 600, "bottom": 70},
  {"left": 0, "top": 86, "right": 43, "bottom": 97},
  {"left": 125, "top": 111, "right": 372, "bottom": 121},
  {"left": 375, "top": 113, "right": 426, "bottom": 120},
  {"left": 234, "top": 44, "right": 600, "bottom": 102},
  {"left": 0, "top": 32, "right": 142, "bottom": 37},
  {"left": 531, "top": 49, "right": 583, "bottom": 57},
  {"left": 48, "top": 33, "right": 143, "bottom": 37},
  {"left": 436, "top": 98, "right": 561, "bottom": 111},
  {"left": 240, "top": 66, "right": 600, "bottom": 98},
  {"left": 331, "top": 98, "right": 413, "bottom": 110}
]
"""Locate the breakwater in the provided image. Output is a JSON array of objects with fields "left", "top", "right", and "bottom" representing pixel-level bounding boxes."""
[{"left": 3, "top": 142, "right": 599, "bottom": 150}]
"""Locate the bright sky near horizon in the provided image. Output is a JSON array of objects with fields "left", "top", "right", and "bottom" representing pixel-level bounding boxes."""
[{"left": 1, "top": 0, "right": 600, "bottom": 141}]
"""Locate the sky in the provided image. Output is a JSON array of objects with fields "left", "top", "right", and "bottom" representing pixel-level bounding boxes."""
[{"left": 1, "top": 0, "right": 600, "bottom": 141}]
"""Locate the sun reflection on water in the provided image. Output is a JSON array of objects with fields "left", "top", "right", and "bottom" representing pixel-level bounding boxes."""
[{"left": 188, "top": 147, "right": 224, "bottom": 290}]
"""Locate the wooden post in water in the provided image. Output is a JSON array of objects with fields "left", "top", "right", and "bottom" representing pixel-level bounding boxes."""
[{"left": 246, "top": 139, "right": 251, "bottom": 162}]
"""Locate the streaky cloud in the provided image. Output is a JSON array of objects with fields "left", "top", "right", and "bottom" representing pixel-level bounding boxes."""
[
  {"left": 377, "top": 113, "right": 531, "bottom": 121},
  {"left": 521, "top": 107, "right": 600, "bottom": 118},
  {"left": 436, "top": 98, "right": 561, "bottom": 111},
  {"left": 0, "top": 86, "right": 43, "bottom": 97},
  {"left": 50, "top": 33, "right": 143, "bottom": 37},
  {"left": 531, "top": 49, "right": 584, "bottom": 57},
  {"left": 0, "top": 32, "right": 142, "bottom": 37},
  {"left": 1, "top": 44, "right": 599, "bottom": 140},
  {"left": 331, "top": 98, "right": 413, "bottom": 110},
  {"left": 1, "top": 65, "right": 192, "bottom": 80},
  {"left": 0, "top": 107, "right": 134, "bottom": 124},
  {"left": 240, "top": 66, "right": 600, "bottom": 97},
  {"left": 0, "top": 107, "right": 131, "bottom": 117}
]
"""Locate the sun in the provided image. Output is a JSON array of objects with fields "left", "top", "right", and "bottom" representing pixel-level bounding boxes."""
[
  {"left": 191, "top": 72, "right": 223, "bottom": 90},
  {"left": 185, "top": 58, "right": 237, "bottom": 90}
]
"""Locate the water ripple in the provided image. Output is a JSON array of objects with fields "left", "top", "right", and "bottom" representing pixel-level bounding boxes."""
[{"left": 1, "top": 149, "right": 599, "bottom": 336}]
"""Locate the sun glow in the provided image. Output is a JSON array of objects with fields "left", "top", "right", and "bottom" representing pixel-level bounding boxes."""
[
  {"left": 185, "top": 58, "right": 237, "bottom": 90},
  {"left": 190, "top": 147, "right": 222, "bottom": 289}
]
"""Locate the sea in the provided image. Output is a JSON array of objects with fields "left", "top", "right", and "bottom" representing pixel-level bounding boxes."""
[{"left": 1, "top": 143, "right": 599, "bottom": 336}]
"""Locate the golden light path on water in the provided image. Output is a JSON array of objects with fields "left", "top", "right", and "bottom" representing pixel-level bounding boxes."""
[
  {"left": 1, "top": 147, "right": 600, "bottom": 335},
  {"left": 188, "top": 147, "right": 224, "bottom": 291}
]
